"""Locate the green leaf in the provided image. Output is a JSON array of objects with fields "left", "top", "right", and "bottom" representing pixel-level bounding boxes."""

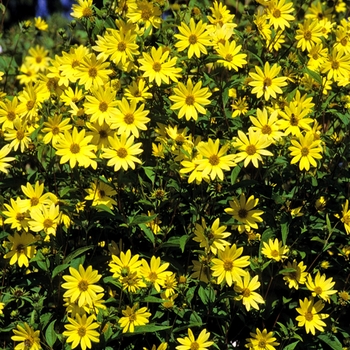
[
  {"left": 94, "top": 204, "right": 115, "bottom": 216},
  {"left": 52, "top": 264, "right": 70, "bottom": 279},
  {"left": 230, "top": 165, "right": 241, "bottom": 185},
  {"left": 63, "top": 246, "right": 94, "bottom": 264},
  {"left": 139, "top": 223, "right": 155, "bottom": 244},
  {"left": 179, "top": 235, "right": 189, "bottom": 253},
  {"left": 129, "top": 214, "right": 157, "bottom": 226},
  {"left": 281, "top": 214, "right": 289, "bottom": 246},
  {"left": 45, "top": 320, "right": 57, "bottom": 348},
  {"left": 304, "top": 67, "right": 322, "bottom": 85},
  {"left": 318, "top": 333, "right": 343, "bottom": 350},
  {"left": 124, "top": 324, "right": 172, "bottom": 335},
  {"left": 279, "top": 268, "right": 296, "bottom": 274},
  {"left": 143, "top": 166, "right": 155, "bottom": 183},
  {"left": 283, "top": 341, "right": 300, "bottom": 350}
]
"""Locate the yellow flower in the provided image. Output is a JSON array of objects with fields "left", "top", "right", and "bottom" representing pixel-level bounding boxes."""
[
  {"left": 4, "top": 120, "right": 32, "bottom": 153},
  {"left": 3, "top": 232, "right": 36, "bottom": 268},
  {"left": 169, "top": 78, "right": 212, "bottom": 121},
  {"left": 234, "top": 271, "right": 264, "bottom": 311},
  {"left": 102, "top": 133, "right": 143, "bottom": 171},
  {"left": 71, "top": 0, "right": 94, "bottom": 19},
  {"left": 62, "top": 265, "right": 104, "bottom": 307},
  {"left": 193, "top": 217, "right": 231, "bottom": 255},
  {"left": 231, "top": 96, "right": 249, "bottom": 118},
  {"left": 267, "top": 0, "right": 295, "bottom": 31},
  {"left": 0, "top": 302, "right": 4, "bottom": 315},
  {"left": 86, "top": 121, "right": 114, "bottom": 149},
  {"left": 211, "top": 244, "right": 250, "bottom": 286},
  {"left": 282, "top": 260, "right": 308, "bottom": 290},
  {"left": 195, "top": 138, "right": 236, "bottom": 181},
  {"left": 245, "top": 328, "right": 279, "bottom": 350},
  {"left": 3, "top": 197, "right": 30, "bottom": 232},
  {"left": 207, "top": 1, "right": 236, "bottom": 27},
  {"left": 119, "top": 304, "right": 151, "bottom": 333},
  {"left": 63, "top": 313, "right": 100, "bottom": 350},
  {"left": 306, "top": 271, "right": 337, "bottom": 302},
  {"left": 233, "top": 128, "right": 273, "bottom": 168},
  {"left": 140, "top": 256, "right": 172, "bottom": 292},
  {"left": 54, "top": 127, "right": 97, "bottom": 169},
  {"left": 0, "top": 145, "right": 15, "bottom": 174},
  {"left": 261, "top": 238, "right": 289, "bottom": 262},
  {"left": 336, "top": 199, "right": 350, "bottom": 235},
  {"left": 216, "top": 40, "right": 247, "bottom": 71},
  {"left": 109, "top": 249, "right": 142, "bottom": 280},
  {"left": 249, "top": 62, "right": 288, "bottom": 101},
  {"left": 34, "top": 16, "right": 48, "bottom": 31},
  {"left": 0, "top": 96, "right": 25, "bottom": 130},
  {"left": 296, "top": 297, "right": 329, "bottom": 335},
  {"left": 126, "top": 0, "right": 162, "bottom": 31},
  {"left": 295, "top": 20, "right": 323, "bottom": 52},
  {"left": 84, "top": 179, "right": 117, "bottom": 210},
  {"left": 288, "top": 132, "right": 323, "bottom": 171},
  {"left": 321, "top": 49, "right": 350, "bottom": 82},
  {"left": 25, "top": 45, "right": 50, "bottom": 73},
  {"left": 144, "top": 343, "right": 168, "bottom": 350},
  {"left": 224, "top": 193, "right": 264, "bottom": 232},
  {"left": 174, "top": 18, "right": 212, "bottom": 59},
  {"left": 12, "top": 323, "right": 41, "bottom": 350},
  {"left": 21, "top": 181, "right": 52, "bottom": 212},
  {"left": 138, "top": 46, "right": 182, "bottom": 86},
  {"left": 124, "top": 78, "right": 152, "bottom": 103},
  {"left": 42, "top": 114, "right": 72, "bottom": 145},
  {"left": 176, "top": 328, "right": 214, "bottom": 350}
]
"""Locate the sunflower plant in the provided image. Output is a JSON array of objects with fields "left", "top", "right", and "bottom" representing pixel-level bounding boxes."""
[{"left": 0, "top": 0, "right": 350, "bottom": 349}]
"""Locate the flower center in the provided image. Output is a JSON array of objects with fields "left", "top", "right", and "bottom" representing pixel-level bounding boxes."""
[
  {"left": 340, "top": 38, "right": 347, "bottom": 46},
  {"left": 99, "top": 129, "right": 108, "bottom": 138},
  {"left": 36, "top": 56, "right": 42, "bottom": 63},
  {"left": 148, "top": 271, "right": 158, "bottom": 282},
  {"left": 82, "top": 7, "right": 93, "bottom": 18},
  {"left": 70, "top": 143, "right": 80, "bottom": 154},
  {"left": 185, "top": 95, "right": 195, "bottom": 105},
  {"left": 331, "top": 61, "right": 339, "bottom": 70},
  {"left": 343, "top": 215, "right": 350, "bottom": 224},
  {"left": 209, "top": 154, "right": 220, "bottom": 166},
  {"left": 258, "top": 340, "right": 267, "bottom": 347},
  {"left": 225, "top": 54, "right": 233, "bottom": 62},
  {"left": 30, "top": 197, "right": 39, "bottom": 206},
  {"left": 16, "top": 244, "right": 25, "bottom": 253},
  {"left": 314, "top": 286, "right": 323, "bottom": 295},
  {"left": 223, "top": 259, "right": 233, "bottom": 271},
  {"left": 52, "top": 126, "right": 60, "bottom": 135},
  {"left": 175, "top": 135, "right": 185, "bottom": 145},
  {"left": 17, "top": 130, "right": 25, "bottom": 140},
  {"left": 124, "top": 113, "right": 135, "bottom": 124},
  {"left": 78, "top": 279, "right": 89, "bottom": 291},
  {"left": 24, "top": 338, "right": 34, "bottom": 347},
  {"left": 98, "top": 189, "right": 105, "bottom": 198},
  {"left": 263, "top": 77, "right": 272, "bottom": 88},
  {"left": 129, "top": 313, "right": 137, "bottom": 321},
  {"left": 242, "top": 288, "right": 251, "bottom": 297},
  {"left": 72, "top": 60, "right": 80, "bottom": 68},
  {"left": 290, "top": 114, "right": 299, "bottom": 126},
  {"left": 118, "top": 41, "right": 127, "bottom": 51},
  {"left": 78, "top": 326, "right": 86, "bottom": 337},
  {"left": 304, "top": 30, "right": 312, "bottom": 40},
  {"left": 312, "top": 53, "right": 319, "bottom": 60},
  {"left": 188, "top": 34, "right": 198, "bottom": 44},
  {"left": 153, "top": 62, "right": 161, "bottom": 72},
  {"left": 7, "top": 111, "right": 16, "bottom": 121},
  {"left": 305, "top": 311, "right": 313, "bottom": 321},
  {"left": 16, "top": 213, "right": 26, "bottom": 221},
  {"left": 141, "top": 8, "right": 152, "bottom": 20},
  {"left": 261, "top": 125, "right": 272, "bottom": 135},
  {"left": 246, "top": 145, "right": 256, "bottom": 155},
  {"left": 238, "top": 208, "right": 248, "bottom": 219},
  {"left": 117, "top": 148, "right": 128, "bottom": 158},
  {"left": 99, "top": 102, "right": 108, "bottom": 112},
  {"left": 271, "top": 250, "right": 279, "bottom": 257},
  {"left": 273, "top": 8, "right": 281, "bottom": 18},
  {"left": 301, "top": 147, "right": 309, "bottom": 156},
  {"left": 43, "top": 218, "right": 54, "bottom": 228},
  {"left": 27, "top": 100, "right": 35, "bottom": 110},
  {"left": 89, "top": 67, "right": 97, "bottom": 77},
  {"left": 190, "top": 342, "right": 200, "bottom": 350}
]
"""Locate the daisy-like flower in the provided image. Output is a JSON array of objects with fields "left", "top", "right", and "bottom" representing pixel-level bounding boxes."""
[
  {"left": 3, "top": 232, "right": 36, "bottom": 267},
  {"left": 25, "top": 45, "right": 51, "bottom": 72},
  {"left": 176, "top": 328, "right": 214, "bottom": 350},
  {"left": 295, "top": 297, "right": 329, "bottom": 335},
  {"left": 249, "top": 108, "right": 284, "bottom": 143},
  {"left": 84, "top": 86, "right": 119, "bottom": 125},
  {"left": 288, "top": 132, "right": 323, "bottom": 171},
  {"left": 119, "top": 304, "right": 151, "bottom": 333},
  {"left": 245, "top": 328, "right": 279, "bottom": 350},
  {"left": 191, "top": 257, "right": 211, "bottom": 283},
  {"left": 233, "top": 129, "right": 273, "bottom": 168},
  {"left": 193, "top": 217, "right": 231, "bottom": 255},
  {"left": 234, "top": 271, "right": 265, "bottom": 311},
  {"left": 261, "top": 238, "right": 289, "bottom": 262},
  {"left": 3, "top": 197, "right": 30, "bottom": 231},
  {"left": 101, "top": 133, "right": 143, "bottom": 171},
  {"left": 138, "top": 46, "right": 182, "bottom": 86},
  {"left": 61, "top": 265, "right": 104, "bottom": 307},
  {"left": 224, "top": 193, "right": 264, "bottom": 233},
  {"left": 86, "top": 121, "right": 114, "bottom": 150},
  {"left": 71, "top": 0, "right": 94, "bottom": 19},
  {"left": 126, "top": 0, "right": 162, "bottom": 31},
  {"left": 42, "top": 114, "right": 72, "bottom": 145},
  {"left": 84, "top": 178, "right": 117, "bottom": 209},
  {"left": 195, "top": 138, "right": 236, "bottom": 181},
  {"left": 34, "top": 16, "right": 48, "bottom": 31},
  {"left": 282, "top": 260, "right": 308, "bottom": 290},
  {"left": 21, "top": 181, "right": 52, "bottom": 212},
  {"left": 267, "top": 0, "right": 295, "bottom": 31},
  {"left": 336, "top": 199, "right": 350, "bottom": 235},
  {"left": 231, "top": 96, "right": 249, "bottom": 118},
  {"left": 0, "top": 145, "right": 16, "bottom": 174},
  {"left": 12, "top": 323, "right": 41, "bottom": 350},
  {"left": 174, "top": 18, "right": 212, "bottom": 59},
  {"left": 321, "top": 49, "right": 350, "bottom": 82},
  {"left": 140, "top": 256, "right": 172, "bottom": 292},
  {"left": 0, "top": 96, "right": 25, "bottom": 130},
  {"left": 211, "top": 244, "right": 250, "bottom": 286},
  {"left": 124, "top": 78, "right": 152, "bottom": 103},
  {"left": 216, "top": 40, "right": 247, "bottom": 71},
  {"left": 108, "top": 97, "right": 150, "bottom": 138},
  {"left": 249, "top": 62, "right": 288, "bottom": 101},
  {"left": 75, "top": 54, "right": 113, "bottom": 91},
  {"left": 54, "top": 127, "right": 97, "bottom": 169},
  {"left": 207, "top": 1, "right": 236, "bottom": 27},
  {"left": 169, "top": 78, "right": 212, "bottom": 121},
  {"left": 295, "top": 20, "right": 323, "bottom": 52},
  {"left": 109, "top": 249, "right": 142, "bottom": 280},
  {"left": 4, "top": 120, "right": 32, "bottom": 153},
  {"left": 63, "top": 313, "right": 100, "bottom": 350},
  {"left": 306, "top": 271, "right": 337, "bottom": 302}
]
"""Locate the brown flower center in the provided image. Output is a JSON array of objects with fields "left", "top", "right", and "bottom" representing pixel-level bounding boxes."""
[
  {"left": 52, "top": 126, "right": 60, "bottom": 135},
  {"left": 7, "top": 111, "right": 16, "bottom": 121},
  {"left": 304, "top": 31, "right": 312, "bottom": 40},
  {"left": 82, "top": 7, "right": 93, "bottom": 18},
  {"left": 99, "top": 102, "right": 108, "bottom": 112},
  {"left": 314, "top": 286, "right": 322, "bottom": 295},
  {"left": 190, "top": 342, "right": 199, "bottom": 350},
  {"left": 238, "top": 208, "right": 248, "bottom": 219},
  {"left": 209, "top": 154, "right": 220, "bottom": 166},
  {"left": 72, "top": 60, "right": 80, "bottom": 68},
  {"left": 153, "top": 62, "right": 161, "bottom": 72},
  {"left": 16, "top": 244, "right": 25, "bottom": 253},
  {"left": 301, "top": 147, "right": 309, "bottom": 156},
  {"left": 141, "top": 8, "right": 152, "bottom": 20},
  {"left": 98, "top": 189, "right": 106, "bottom": 198},
  {"left": 78, "top": 326, "right": 86, "bottom": 337},
  {"left": 99, "top": 129, "right": 108, "bottom": 138},
  {"left": 242, "top": 288, "right": 251, "bottom": 297},
  {"left": 36, "top": 56, "right": 42, "bottom": 63},
  {"left": 117, "top": 148, "right": 128, "bottom": 158},
  {"left": 17, "top": 130, "right": 25, "bottom": 140},
  {"left": 148, "top": 271, "right": 158, "bottom": 282},
  {"left": 43, "top": 218, "right": 54, "bottom": 228},
  {"left": 26, "top": 100, "right": 35, "bottom": 110},
  {"left": 305, "top": 311, "right": 313, "bottom": 321},
  {"left": 88, "top": 67, "right": 97, "bottom": 77},
  {"left": 223, "top": 260, "right": 233, "bottom": 271},
  {"left": 188, "top": 34, "right": 198, "bottom": 44},
  {"left": 331, "top": 61, "right": 339, "bottom": 70},
  {"left": 290, "top": 114, "right": 299, "bottom": 126},
  {"left": 340, "top": 38, "right": 348, "bottom": 46},
  {"left": 261, "top": 125, "right": 272, "bottom": 135},
  {"left": 185, "top": 95, "right": 195, "bottom": 105},
  {"left": 225, "top": 54, "right": 233, "bottom": 62},
  {"left": 70, "top": 143, "right": 80, "bottom": 154},
  {"left": 118, "top": 41, "right": 127, "bottom": 51},
  {"left": 78, "top": 279, "right": 89, "bottom": 291},
  {"left": 124, "top": 113, "right": 135, "bottom": 124},
  {"left": 246, "top": 145, "right": 256, "bottom": 155},
  {"left": 30, "top": 197, "right": 39, "bottom": 206},
  {"left": 271, "top": 250, "right": 279, "bottom": 257},
  {"left": 273, "top": 8, "right": 281, "bottom": 18},
  {"left": 263, "top": 77, "right": 272, "bottom": 88},
  {"left": 16, "top": 213, "right": 26, "bottom": 221}
]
